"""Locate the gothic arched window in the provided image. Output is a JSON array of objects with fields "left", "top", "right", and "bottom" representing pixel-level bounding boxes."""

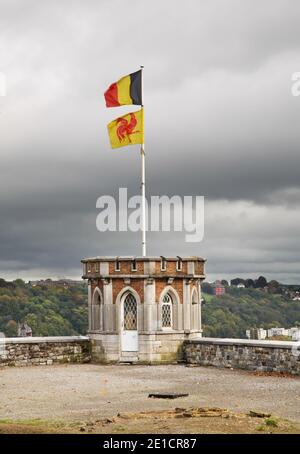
[
  {"left": 162, "top": 293, "right": 173, "bottom": 329},
  {"left": 123, "top": 293, "right": 137, "bottom": 330}
]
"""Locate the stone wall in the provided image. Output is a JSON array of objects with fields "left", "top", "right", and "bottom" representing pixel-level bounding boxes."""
[
  {"left": 0, "top": 336, "right": 91, "bottom": 367},
  {"left": 2, "top": 336, "right": 300, "bottom": 372},
  {"left": 183, "top": 338, "right": 300, "bottom": 375}
]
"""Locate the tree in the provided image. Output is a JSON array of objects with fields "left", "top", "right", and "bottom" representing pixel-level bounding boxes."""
[
  {"left": 245, "top": 279, "right": 255, "bottom": 288},
  {"left": 0, "top": 281, "right": 88, "bottom": 337},
  {"left": 13, "top": 279, "right": 26, "bottom": 287},
  {"left": 5, "top": 320, "right": 18, "bottom": 337},
  {"left": 255, "top": 276, "right": 267, "bottom": 288},
  {"left": 0, "top": 278, "right": 14, "bottom": 288},
  {"left": 202, "top": 288, "right": 300, "bottom": 339},
  {"left": 268, "top": 280, "right": 281, "bottom": 294},
  {"left": 230, "top": 278, "right": 245, "bottom": 286},
  {"left": 202, "top": 282, "right": 214, "bottom": 294}
]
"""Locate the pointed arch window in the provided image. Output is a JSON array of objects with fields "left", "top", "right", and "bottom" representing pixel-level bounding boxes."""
[
  {"left": 123, "top": 293, "right": 137, "bottom": 330},
  {"left": 162, "top": 293, "right": 173, "bottom": 329}
]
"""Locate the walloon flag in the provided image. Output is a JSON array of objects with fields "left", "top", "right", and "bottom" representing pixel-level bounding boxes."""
[
  {"left": 107, "top": 108, "right": 144, "bottom": 149},
  {"left": 104, "top": 70, "right": 142, "bottom": 107}
]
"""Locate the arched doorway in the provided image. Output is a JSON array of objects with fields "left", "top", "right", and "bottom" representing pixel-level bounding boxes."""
[{"left": 121, "top": 292, "right": 138, "bottom": 352}]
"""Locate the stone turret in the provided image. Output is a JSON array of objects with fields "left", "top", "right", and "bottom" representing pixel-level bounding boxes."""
[{"left": 81, "top": 256, "right": 205, "bottom": 363}]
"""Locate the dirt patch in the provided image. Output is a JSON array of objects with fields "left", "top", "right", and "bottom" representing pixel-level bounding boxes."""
[{"left": 0, "top": 408, "right": 299, "bottom": 434}]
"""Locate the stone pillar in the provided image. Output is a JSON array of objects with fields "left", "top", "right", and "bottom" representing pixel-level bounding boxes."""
[
  {"left": 102, "top": 279, "right": 114, "bottom": 332},
  {"left": 144, "top": 261, "right": 157, "bottom": 332},
  {"left": 198, "top": 281, "right": 202, "bottom": 333},
  {"left": 100, "top": 261, "right": 109, "bottom": 275},
  {"left": 87, "top": 280, "right": 92, "bottom": 331},
  {"left": 183, "top": 279, "right": 191, "bottom": 331},
  {"left": 144, "top": 278, "right": 156, "bottom": 332},
  {"left": 187, "top": 261, "right": 195, "bottom": 275},
  {"left": 177, "top": 297, "right": 183, "bottom": 330}
]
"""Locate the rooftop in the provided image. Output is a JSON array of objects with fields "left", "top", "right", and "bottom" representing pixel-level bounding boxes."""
[{"left": 81, "top": 256, "right": 206, "bottom": 263}]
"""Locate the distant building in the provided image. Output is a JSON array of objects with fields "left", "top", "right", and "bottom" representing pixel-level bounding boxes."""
[
  {"left": 17, "top": 323, "right": 32, "bottom": 337},
  {"left": 212, "top": 281, "right": 226, "bottom": 296},
  {"left": 267, "top": 327, "right": 289, "bottom": 337},
  {"left": 29, "top": 279, "right": 83, "bottom": 288},
  {"left": 247, "top": 326, "right": 300, "bottom": 341},
  {"left": 237, "top": 283, "right": 245, "bottom": 289},
  {"left": 246, "top": 328, "right": 267, "bottom": 340},
  {"left": 288, "top": 327, "right": 300, "bottom": 341}
]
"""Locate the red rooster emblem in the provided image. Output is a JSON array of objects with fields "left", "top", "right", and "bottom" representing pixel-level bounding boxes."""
[{"left": 116, "top": 113, "right": 139, "bottom": 143}]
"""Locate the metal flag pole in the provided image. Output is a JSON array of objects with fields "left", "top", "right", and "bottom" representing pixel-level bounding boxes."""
[{"left": 140, "top": 65, "right": 146, "bottom": 257}]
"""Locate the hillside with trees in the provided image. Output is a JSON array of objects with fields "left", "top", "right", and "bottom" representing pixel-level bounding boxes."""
[
  {"left": 0, "top": 279, "right": 88, "bottom": 337},
  {"left": 0, "top": 278, "right": 300, "bottom": 339},
  {"left": 202, "top": 286, "right": 300, "bottom": 338}
]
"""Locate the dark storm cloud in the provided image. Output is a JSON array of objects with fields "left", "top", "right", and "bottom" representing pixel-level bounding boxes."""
[{"left": 0, "top": 0, "right": 300, "bottom": 282}]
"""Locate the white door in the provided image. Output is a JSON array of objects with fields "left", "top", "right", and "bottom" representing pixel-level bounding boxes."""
[{"left": 121, "top": 293, "right": 138, "bottom": 352}]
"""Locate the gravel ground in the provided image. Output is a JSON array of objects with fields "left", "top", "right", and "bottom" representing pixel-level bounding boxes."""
[{"left": 0, "top": 364, "right": 299, "bottom": 423}]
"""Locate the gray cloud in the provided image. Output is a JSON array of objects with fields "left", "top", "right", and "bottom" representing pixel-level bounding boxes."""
[{"left": 0, "top": 0, "right": 300, "bottom": 282}]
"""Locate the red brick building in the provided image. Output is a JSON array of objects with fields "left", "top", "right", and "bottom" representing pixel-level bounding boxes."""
[{"left": 212, "top": 281, "right": 226, "bottom": 296}]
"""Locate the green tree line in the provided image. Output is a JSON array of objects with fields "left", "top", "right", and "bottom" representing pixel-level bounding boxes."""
[
  {"left": 0, "top": 279, "right": 88, "bottom": 337},
  {"left": 1, "top": 279, "right": 300, "bottom": 339},
  {"left": 202, "top": 287, "right": 300, "bottom": 338}
]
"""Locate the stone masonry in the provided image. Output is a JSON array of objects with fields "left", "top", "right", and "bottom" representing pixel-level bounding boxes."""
[
  {"left": 184, "top": 338, "right": 300, "bottom": 375},
  {"left": 0, "top": 336, "right": 90, "bottom": 367},
  {"left": 1, "top": 336, "right": 300, "bottom": 374}
]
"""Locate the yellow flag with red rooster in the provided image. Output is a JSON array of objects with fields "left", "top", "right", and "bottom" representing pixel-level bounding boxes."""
[{"left": 107, "top": 108, "right": 144, "bottom": 149}]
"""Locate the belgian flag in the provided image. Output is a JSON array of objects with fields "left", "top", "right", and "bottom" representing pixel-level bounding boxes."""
[{"left": 104, "top": 70, "right": 142, "bottom": 107}]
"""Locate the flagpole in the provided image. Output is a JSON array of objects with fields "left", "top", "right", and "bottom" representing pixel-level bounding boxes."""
[{"left": 140, "top": 65, "right": 146, "bottom": 257}]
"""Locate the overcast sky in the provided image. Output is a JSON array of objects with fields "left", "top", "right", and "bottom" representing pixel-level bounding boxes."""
[{"left": 1, "top": 0, "right": 300, "bottom": 283}]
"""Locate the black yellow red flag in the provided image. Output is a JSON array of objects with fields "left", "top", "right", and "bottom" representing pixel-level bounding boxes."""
[{"left": 104, "top": 71, "right": 142, "bottom": 107}]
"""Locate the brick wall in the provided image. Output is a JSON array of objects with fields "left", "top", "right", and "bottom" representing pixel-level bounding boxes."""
[
  {"left": 184, "top": 338, "right": 300, "bottom": 375},
  {"left": 108, "top": 261, "right": 144, "bottom": 275},
  {"left": 155, "top": 279, "right": 184, "bottom": 302},
  {"left": 0, "top": 336, "right": 91, "bottom": 367},
  {"left": 154, "top": 261, "right": 187, "bottom": 274},
  {"left": 112, "top": 278, "right": 144, "bottom": 303},
  {"left": 194, "top": 260, "right": 204, "bottom": 275}
]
